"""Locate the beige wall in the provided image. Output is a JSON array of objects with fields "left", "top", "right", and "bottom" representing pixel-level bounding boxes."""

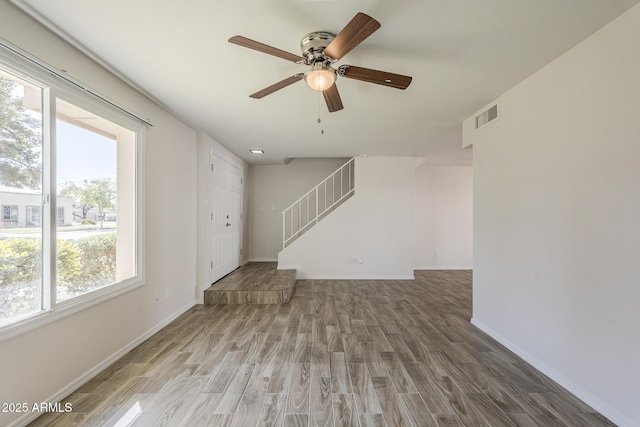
[
  {"left": 0, "top": 3, "right": 197, "bottom": 426},
  {"left": 413, "top": 165, "right": 473, "bottom": 269},
  {"left": 276, "top": 158, "right": 474, "bottom": 278},
  {"left": 464, "top": 4, "right": 640, "bottom": 425},
  {"left": 279, "top": 156, "right": 416, "bottom": 279},
  {"left": 247, "top": 158, "right": 349, "bottom": 261}
]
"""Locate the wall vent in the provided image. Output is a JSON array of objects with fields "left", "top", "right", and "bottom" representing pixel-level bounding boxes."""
[{"left": 475, "top": 104, "right": 498, "bottom": 129}]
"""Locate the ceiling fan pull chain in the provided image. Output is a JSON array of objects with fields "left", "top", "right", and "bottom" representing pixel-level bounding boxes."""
[{"left": 317, "top": 90, "right": 325, "bottom": 134}]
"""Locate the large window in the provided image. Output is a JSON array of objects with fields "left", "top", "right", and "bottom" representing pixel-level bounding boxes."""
[{"left": 0, "top": 47, "right": 144, "bottom": 338}]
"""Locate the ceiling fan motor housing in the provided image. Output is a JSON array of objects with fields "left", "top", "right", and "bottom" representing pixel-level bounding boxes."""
[{"left": 301, "top": 31, "right": 336, "bottom": 64}]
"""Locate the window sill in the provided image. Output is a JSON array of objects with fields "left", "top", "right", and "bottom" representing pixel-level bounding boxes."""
[{"left": 0, "top": 278, "right": 144, "bottom": 343}]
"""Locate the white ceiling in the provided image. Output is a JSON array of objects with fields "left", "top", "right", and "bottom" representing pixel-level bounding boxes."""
[{"left": 12, "top": 0, "right": 640, "bottom": 165}]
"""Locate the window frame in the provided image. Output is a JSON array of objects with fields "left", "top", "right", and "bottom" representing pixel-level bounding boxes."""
[{"left": 0, "top": 43, "right": 146, "bottom": 342}]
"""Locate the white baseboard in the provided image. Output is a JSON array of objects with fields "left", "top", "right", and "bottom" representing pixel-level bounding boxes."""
[
  {"left": 248, "top": 258, "right": 278, "bottom": 262},
  {"left": 414, "top": 266, "right": 472, "bottom": 270},
  {"left": 471, "top": 317, "right": 638, "bottom": 427},
  {"left": 297, "top": 273, "right": 415, "bottom": 280},
  {"left": 9, "top": 300, "right": 196, "bottom": 427}
]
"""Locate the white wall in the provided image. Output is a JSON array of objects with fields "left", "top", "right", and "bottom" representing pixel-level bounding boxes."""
[
  {"left": 278, "top": 156, "right": 415, "bottom": 279},
  {"left": 413, "top": 165, "right": 473, "bottom": 269},
  {"left": 0, "top": 3, "right": 197, "bottom": 426},
  {"left": 464, "top": 4, "right": 640, "bottom": 426},
  {"left": 248, "top": 158, "right": 348, "bottom": 261}
]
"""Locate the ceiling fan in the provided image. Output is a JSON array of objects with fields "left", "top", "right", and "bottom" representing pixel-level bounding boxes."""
[{"left": 228, "top": 12, "right": 412, "bottom": 113}]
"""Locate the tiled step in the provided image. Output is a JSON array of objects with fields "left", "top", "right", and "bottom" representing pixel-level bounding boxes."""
[{"left": 204, "top": 262, "right": 297, "bottom": 304}]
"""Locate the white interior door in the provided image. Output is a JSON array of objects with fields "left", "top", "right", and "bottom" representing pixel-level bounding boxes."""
[{"left": 210, "top": 153, "right": 242, "bottom": 283}]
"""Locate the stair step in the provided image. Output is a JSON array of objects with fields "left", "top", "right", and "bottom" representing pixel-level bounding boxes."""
[{"left": 204, "top": 262, "right": 297, "bottom": 304}]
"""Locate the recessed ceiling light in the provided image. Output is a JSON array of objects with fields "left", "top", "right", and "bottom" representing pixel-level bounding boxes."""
[{"left": 249, "top": 149, "right": 264, "bottom": 154}]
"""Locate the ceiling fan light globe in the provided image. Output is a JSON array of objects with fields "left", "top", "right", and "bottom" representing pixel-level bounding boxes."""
[{"left": 304, "top": 67, "right": 336, "bottom": 91}]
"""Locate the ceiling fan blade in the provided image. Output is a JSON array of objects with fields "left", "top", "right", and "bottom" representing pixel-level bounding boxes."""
[
  {"left": 339, "top": 65, "right": 412, "bottom": 89},
  {"left": 229, "top": 35, "right": 305, "bottom": 63},
  {"left": 323, "top": 83, "right": 344, "bottom": 112},
  {"left": 323, "top": 12, "right": 381, "bottom": 60},
  {"left": 250, "top": 74, "right": 304, "bottom": 99}
]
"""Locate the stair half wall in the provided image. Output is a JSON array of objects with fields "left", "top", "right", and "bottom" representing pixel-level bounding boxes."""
[{"left": 281, "top": 158, "right": 355, "bottom": 248}]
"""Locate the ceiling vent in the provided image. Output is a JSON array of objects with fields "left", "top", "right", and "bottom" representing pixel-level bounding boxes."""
[{"left": 475, "top": 104, "right": 498, "bottom": 129}]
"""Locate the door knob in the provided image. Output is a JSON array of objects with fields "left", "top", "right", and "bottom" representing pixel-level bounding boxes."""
[{"left": 226, "top": 222, "right": 231, "bottom": 227}]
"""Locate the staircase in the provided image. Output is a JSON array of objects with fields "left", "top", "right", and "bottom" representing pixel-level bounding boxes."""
[
  {"left": 204, "top": 159, "right": 353, "bottom": 305},
  {"left": 282, "top": 158, "right": 355, "bottom": 248}
]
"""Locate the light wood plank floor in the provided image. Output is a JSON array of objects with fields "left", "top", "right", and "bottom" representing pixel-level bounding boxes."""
[{"left": 29, "top": 271, "right": 615, "bottom": 426}]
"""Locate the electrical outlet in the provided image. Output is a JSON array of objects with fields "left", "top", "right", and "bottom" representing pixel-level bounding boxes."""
[{"left": 165, "top": 288, "right": 170, "bottom": 301}]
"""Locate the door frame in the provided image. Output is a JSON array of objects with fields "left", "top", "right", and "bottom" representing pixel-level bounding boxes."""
[
  {"left": 196, "top": 138, "right": 244, "bottom": 303},
  {"left": 209, "top": 149, "right": 243, "bottom": 284}
]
